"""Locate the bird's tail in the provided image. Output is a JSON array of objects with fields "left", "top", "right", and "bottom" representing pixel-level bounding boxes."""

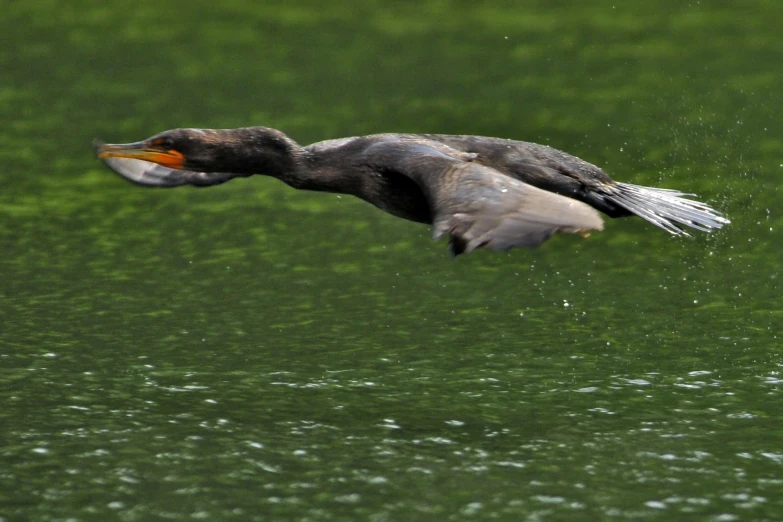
[{"left": 607, "top": 182, "right": 729, "bottom": 236}]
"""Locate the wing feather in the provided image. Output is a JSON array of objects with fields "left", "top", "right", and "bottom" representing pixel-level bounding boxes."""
[{"left": 363, "top": 141, "right": 604, "bottom": 256}]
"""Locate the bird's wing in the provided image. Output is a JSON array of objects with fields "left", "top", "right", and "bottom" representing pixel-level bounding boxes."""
[
  {"left": 363, "top": 141, "right": 604, "bottom": 256},
  {"left": 419, "top": 135, "right": 729, "bottom": 233},
  {"left": 99, "top": 156, "right": 239, "bottom": 187}
]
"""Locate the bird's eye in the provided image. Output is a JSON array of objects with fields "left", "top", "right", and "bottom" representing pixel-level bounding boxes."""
[{"left": 152, "top": 137, "right": 175, "bottom": 150}]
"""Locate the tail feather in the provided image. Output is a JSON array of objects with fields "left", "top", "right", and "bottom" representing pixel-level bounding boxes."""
[{"left": 608, "top": 182, "right": 729, "bottom": 236}]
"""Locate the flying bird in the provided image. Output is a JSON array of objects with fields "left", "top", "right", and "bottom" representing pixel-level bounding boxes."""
[{"left": 95, "top": 127, "right": 728, "bottom": 256}]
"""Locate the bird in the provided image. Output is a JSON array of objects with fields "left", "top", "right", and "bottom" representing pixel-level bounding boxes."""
[{"left": 95, "top": 127, "right": 729, "bottom": 256}]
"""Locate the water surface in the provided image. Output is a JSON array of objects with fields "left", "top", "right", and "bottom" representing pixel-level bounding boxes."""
[{"left": 1, "top": 1, "right": 781, "bottom": 520}]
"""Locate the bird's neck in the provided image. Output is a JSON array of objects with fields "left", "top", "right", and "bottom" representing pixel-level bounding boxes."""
[
  {"left": 214, "top": 128, "right": 364, "bottom": 196},
  {"left": 214, "top": 127, "right": 305, "bottom": 180}
]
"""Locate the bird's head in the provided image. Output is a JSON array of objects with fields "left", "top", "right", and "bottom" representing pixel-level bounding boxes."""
[
  {"left": 96, "top": 128, "right": 235, "bottom": 172},
  {"left": 95, "top": 127, "right": 301, "bottom": 186}
]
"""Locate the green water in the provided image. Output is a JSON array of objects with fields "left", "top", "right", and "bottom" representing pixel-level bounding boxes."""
[{"left": 2, "top": 1, "right": 781, "bottom": 520}]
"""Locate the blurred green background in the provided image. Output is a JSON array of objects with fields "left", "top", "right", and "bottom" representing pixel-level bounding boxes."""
[{"left": 1, "top": 1, "right": 781, "bottom": 520}]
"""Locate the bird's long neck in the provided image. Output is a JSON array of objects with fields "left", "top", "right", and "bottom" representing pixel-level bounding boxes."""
[
  {"left": 214, "top": 130, "right": 430, "bottom": 223},
  {"left": 212, "top": 128, "right": 372, "bottom": 199},
  {"left": 207, "top": 127, "right": 306, "bottom": 181}
]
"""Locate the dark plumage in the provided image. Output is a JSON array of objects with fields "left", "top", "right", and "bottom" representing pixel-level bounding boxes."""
[{"left": 95, "top": 127, "right": 728, "bottom": 256}]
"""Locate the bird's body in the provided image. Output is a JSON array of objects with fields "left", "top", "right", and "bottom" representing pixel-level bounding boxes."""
[{"left": 96, "top": 127, "right": 728, "bottom": 255}]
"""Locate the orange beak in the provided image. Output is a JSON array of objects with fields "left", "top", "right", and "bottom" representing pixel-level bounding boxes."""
[{"left": 96, "top": 141, "right": 185, "bottom": 170}]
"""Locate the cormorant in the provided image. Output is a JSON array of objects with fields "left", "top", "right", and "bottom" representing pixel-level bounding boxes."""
[{"left": 95, "top": 127, "right": 728, "bottom": 256}]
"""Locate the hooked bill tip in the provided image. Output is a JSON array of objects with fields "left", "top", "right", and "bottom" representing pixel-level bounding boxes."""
[{"left": 92, "top": 139, "right": 106, "bottom": 157}]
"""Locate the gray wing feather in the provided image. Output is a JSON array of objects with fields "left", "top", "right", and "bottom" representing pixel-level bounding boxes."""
[
  {"left": 432, "top": 166, "right": 604, "bottom": 255},
  {"left": 363, "top": 141, "right": 604, "bottom": 255}
]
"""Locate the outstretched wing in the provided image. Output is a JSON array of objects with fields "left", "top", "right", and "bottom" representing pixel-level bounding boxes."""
[
  {"left": 99, "top": 156, "right": 238, "bottom": 187},
  {"left": 363, "top": 141, "right": 604, "bottom": 256}
]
